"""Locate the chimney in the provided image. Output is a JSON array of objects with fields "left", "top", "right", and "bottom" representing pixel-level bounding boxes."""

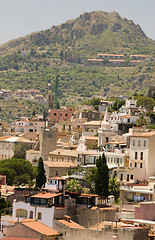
[{"left": 64, "top": 215, "right": 71, "bottom": 222}]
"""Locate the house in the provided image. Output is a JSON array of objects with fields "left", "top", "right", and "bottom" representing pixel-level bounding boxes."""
[
  {"left": 44, "top": 177, "right": 67, "bottom": 194},
  {"left": 48, "top": 107, "right": 75, "bottom": 123},
  {"left": 10, "top": 120, "right": 45, "bottom": 134},
  {"left": 129, "top": 131, "right": 155, "bottom": 180},
  {"left": 54, "top": 215, "right": 85, "bottom": 236},
  {"left": 44, "top": 161, "right": 76, "bottom": 178},
  {"left": 1, "top": 191, "right": 66, "bottom": 231},
  {"left": 0, "top": 136, "right": 36, "bottom": 160},
  {"left": 3, "top": 219, "right": 60, "bottom": 240},
  {"left": 119, "top": 176, "right": 155, "bottom": 205}
]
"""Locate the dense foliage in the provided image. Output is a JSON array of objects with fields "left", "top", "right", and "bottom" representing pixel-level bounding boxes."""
[
  {"left": 66, "top": 179, "right": 82, "bottom": 193},
  {"left": 0, "top": 158, "right": 34, "bottom": 185},
  {"left": 36, "top": 157, "right": 46, "bottom": 189},
  {"left": 109, "top": 178, "right": 120, "bottom": 201},
  {"left": 95, "top": 153, "right": 109, "bottom": 197}
]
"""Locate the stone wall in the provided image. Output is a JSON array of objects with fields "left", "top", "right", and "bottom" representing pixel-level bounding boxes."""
[
  {"left": 67, "top": 206, "right": 116, "bottom": 228},
  {"left": 63, "top": 227, "right": 148, "bottom": 240}
]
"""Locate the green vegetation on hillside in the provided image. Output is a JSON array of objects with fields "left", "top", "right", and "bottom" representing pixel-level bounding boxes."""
[{"left": 0, "top": 11, "right": 154, "bottom": 122}]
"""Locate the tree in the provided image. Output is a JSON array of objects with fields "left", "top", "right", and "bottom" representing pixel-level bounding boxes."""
[
  {"left": 36, "top": 157, "right": 46, "bottom": 189},
  {"left": 95, "top": 153, "right": 109, "bottom": 197},
  {"left": 109, "top": 178, "right": 120, "bottom": 201},
  {"left": 66, "top": 179, "right": 82, "bottom": 193},
  {"left": 0, "top": 158, "right": 34, "bottom": 185},
  {"left": 136, "top": 115, "right": 148, "bottom": 127},
  {"left": 13, "top": 143, "right": 29, "bottom": 159}
]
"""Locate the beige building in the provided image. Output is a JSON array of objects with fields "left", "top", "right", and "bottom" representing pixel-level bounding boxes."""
[
  {"left": 11, "top": 120, "right": 45, "bottom": 134},
  {"left": 0, "top": 136, "right": 36, "bottom": 160},
  {"left": 129, "top": 131, "right": 155, "bottom": 181}
]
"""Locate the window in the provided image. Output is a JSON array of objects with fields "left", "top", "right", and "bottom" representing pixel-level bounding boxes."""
[
  {"left": 130, "top": 163, "right": 132, "bottom": 168},
  {"left": 135, "top": 152, "right": 138, "bottom": 160},
  {"left": 144, "top": 141, "right": 146, "bottom": 147},
  {"left": 138, "top": 140, "right": 141, "bottom": 146},
  {"left": 29, "top": 129, "right": 33, "bottom": 132},
  {"left": 70, "top": 109, "right": 72, "bottom": 111},
  {"left": 133, "top": 140, "right": 135, "bottom": 146},
  {"left": 29, "top": 211, "right": 33, "bottom": 219},
  {"left": 120, "top": 174, "right": 123, "bottom": 181},
  {"left": 60, "top": 113, "right": 62, "bottom": 116},
  {"left": 140, "top": 152, "right": 143, "bottom": 160},
  {"left": 68, "top": 125, "right": 71, "bottom": 131},
  {"left": 20, "top": 128, "right": 24, "bottom": 132},
  {"left": 34, "top": 198, "right": 40, "bottom": 204},
  {"left": 131, "top": 174, "right": 133, "bottom": 180},
  {"left": 65, "top": 113, "right": 68, "bottom": 117},
  {"left": 140, "top": 163, "right": 143, "bottom": 168},
  {"left": 37, "top": 212, "right": 42, "bottom": 220},
  {"left": 111, "top": 158, "right": 113, "bottom": 163},
  {"left": 29, "top": 122, "right": 33, "bottom": 125},
  {"left": 127, "top": 174, "right": 129, "bottom": 181},
  {"left": 120, "top": 158, "right": 122, "bottom": 164},
  {"left": 63, "top": 125, "right": 65, "bottom": 130},
  {"left": 135, "top": 162, "right": 137, "bottom": 167},
  {"left": 54, "top": 113, "right": 57, "bottom": 116},
  {"left": 16, "top": 209, "right": 28, "bottom": 218}
]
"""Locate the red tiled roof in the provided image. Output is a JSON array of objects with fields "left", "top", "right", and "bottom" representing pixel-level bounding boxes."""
[
  {"left": 109, "top": 59, "right": 124, "bottom": 62},
  {"left": 1, "top": 237, "right": 39, "bottom": 240},
  {"left": 44, "top": 161, "right": 76, "bottom": 168},
  {"left": 57, "top": 219, "right": 85, "bottom": 229},
  {"left": 88, "top": 59, "right": 103, "bottom": 62},
  {"left": 21, "top": 220, "right": 59, "bottom": 236},
  {"left": 30, "top": 192, "right": 63, "bottom": 199},
  {"left": 97, "top": 54, "right": 124, "bottom": 57}
]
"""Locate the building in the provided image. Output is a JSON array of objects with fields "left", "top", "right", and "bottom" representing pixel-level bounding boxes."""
[
  {"left": 11, "top": 120, "right": 45, "bottom": 134},
  {"left": 3, "top": 220, "right": 60, "bottom": 240},
  {"left": 1, "top": 192, "right": 64, "bottom": 230},
  {"left": 48, "top": 107, "right": 75, "bottom": 123},
  {"left": 0, "top": 136, "right": 36, "bottom": 160},
  {"left": 129, "top": 131, "right": 155, "bottom": 181}
]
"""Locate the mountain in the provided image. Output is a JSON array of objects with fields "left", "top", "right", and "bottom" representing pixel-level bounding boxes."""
[
  {"left": 0, "top": 10, "right": 155, "bottom": 116},
  {"left": 0, "top": 11, "right": 155, "bottom": 58}
]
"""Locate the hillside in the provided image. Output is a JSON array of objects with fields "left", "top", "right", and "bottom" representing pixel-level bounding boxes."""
[{"left": 0, "top": 10, "right": 154, "bottom": 120}]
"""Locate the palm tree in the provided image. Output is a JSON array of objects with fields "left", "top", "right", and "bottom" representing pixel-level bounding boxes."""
[
  {"left": 109, "top": 178, "right": 120, "bottom": 201},
  {"left": 66, "top": 179, "right": 82, "bottom": 193}
]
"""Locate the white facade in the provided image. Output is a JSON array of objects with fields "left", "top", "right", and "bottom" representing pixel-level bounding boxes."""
[
  {"left": 105, "top": 149, "right": 125, "bottom": 169},
  {"left": 129, "top": 132, "right": 155, "bottom": 180},
  {"left": 12, "top": 200, "right": 55, "bottom": 228}
]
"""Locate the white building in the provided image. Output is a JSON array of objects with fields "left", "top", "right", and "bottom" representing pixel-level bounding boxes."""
[{"left": 129, "top": 131, "right": 155, "bottom": 181}]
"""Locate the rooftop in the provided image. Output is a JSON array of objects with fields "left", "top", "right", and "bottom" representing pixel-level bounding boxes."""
[
  {"left": 30, "top": 192, "right": 63, "bottom": 199},
  {"left": 131, "top": 131, "right": 155, "bottom": 138},
  {"left": 57, "top": 219, "right": 85, "bottom": 229},
  {"left": 44, "top": 161, "right": 76, "bottom": 168},
  {"left": 21, "top": 219, "right": 59, "bottom": 236}
]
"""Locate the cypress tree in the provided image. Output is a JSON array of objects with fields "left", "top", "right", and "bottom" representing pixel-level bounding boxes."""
[
  {"left": 95, "top": 153, "right": 109, "bottom": 197},
  {"left": 36, "top": 157, "right": 46, "bottom": 189}
]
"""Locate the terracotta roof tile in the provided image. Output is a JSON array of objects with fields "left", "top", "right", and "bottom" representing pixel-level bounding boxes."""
[
  {"left": 30, "top": 192, "right": 63, "bottom": 199},
  {"left": 44, "top": 161, "right": 76, "bottom": 168},
  {"left": 2, "top": 237, "right": 39, "bottom": 240},
  {"left": 21, "top": 220, "right": 59, "bottom": 236},
  {"left": 57, "top": 219, "right": 85, "bottom": 229}
]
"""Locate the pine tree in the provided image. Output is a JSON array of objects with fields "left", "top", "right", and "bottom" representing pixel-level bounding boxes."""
[
  {"left": 95, "top": 153, "right": 109, "bottom": 197},
  {"left": 36, "top": 157, "right": 46, "bottom": 189}
]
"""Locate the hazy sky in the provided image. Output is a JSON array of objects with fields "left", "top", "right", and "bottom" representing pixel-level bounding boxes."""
[{"left": 0, "top": 0, "right": 155, "bottom": 45}]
